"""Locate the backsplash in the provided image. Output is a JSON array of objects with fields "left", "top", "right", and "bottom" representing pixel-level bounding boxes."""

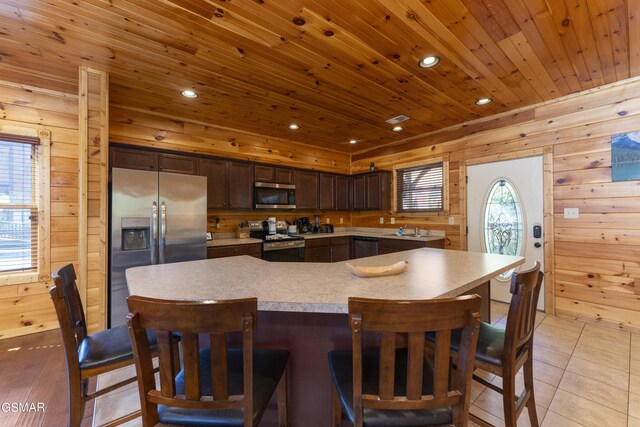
[{"left": 207, "top": 210, "right": 353, "bottom": 233}]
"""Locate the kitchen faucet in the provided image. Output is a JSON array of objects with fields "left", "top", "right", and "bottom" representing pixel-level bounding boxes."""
[{"left": 405, "top": 224, "right": 420, "bottom": 236}]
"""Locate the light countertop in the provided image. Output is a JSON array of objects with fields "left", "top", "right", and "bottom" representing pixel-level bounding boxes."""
[{"left": 127, "top": 248, "right": 523, "bottom": 314}]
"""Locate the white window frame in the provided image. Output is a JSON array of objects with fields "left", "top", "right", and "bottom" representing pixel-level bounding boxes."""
[
  {"left": 0, "top": 128, "right": 50, "bottom": 286},
  {"left": 392, "top": 157, "right": 449, "bottom": 214}
]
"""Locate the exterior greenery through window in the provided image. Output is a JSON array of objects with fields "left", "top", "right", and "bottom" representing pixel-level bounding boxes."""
[
  {"left": 0, "top": 134, "right": 40, "bottom": 273},
  {"left": 395, "top": 162, "right": 444, "bottom": 212}
]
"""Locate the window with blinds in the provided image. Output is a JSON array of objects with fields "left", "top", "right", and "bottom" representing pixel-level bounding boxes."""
[
  {"left": 396, "top": 162, "right": 443, "bottom": 212},
  {"left": 0, "top": 134, "right": 40, "bottom": 274}
]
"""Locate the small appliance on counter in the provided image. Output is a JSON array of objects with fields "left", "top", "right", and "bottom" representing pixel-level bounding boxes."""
[
  {"left": 296, "top": 217, "right": 311, "bottom": 234},
  {"left": 321, "top": 224, "right": 334, "bottom": 233}
]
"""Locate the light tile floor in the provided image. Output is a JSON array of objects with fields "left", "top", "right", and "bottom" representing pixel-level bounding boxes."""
[{"left": 469, "top": 301, "right": 637, "bottom": 427}]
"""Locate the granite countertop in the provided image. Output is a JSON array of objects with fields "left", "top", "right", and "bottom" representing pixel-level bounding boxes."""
[
  {"left": 207, "top": 227, "right": 446, "bottom": 247},
  {"left": 127, "top": 249, "right": 523, "bottom": 314}
]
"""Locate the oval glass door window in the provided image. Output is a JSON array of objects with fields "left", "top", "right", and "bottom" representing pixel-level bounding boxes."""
[{"left": 483, "top": 179, "right": 523, "bottom": 280}]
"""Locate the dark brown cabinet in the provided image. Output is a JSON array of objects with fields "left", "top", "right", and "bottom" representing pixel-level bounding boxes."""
[
  {"left": 330, "top": 236, "right": 351, "bottom": 262},
  {"left": 207, "top": 243, "right": 262, "bottom": 259},
  {"left": 110, "top": 146, "right": 158, "bottom": 171},
  {"left": 351, "top": 171, "right": 391, "bottom": 211},
  {"left": 319, "top": 174, "right": 336, "bottom": 210},
  {"left": 336, "top": 175, "right": 351, "bottom": 211},
  {"left": 254, "top": 165, "right": 294, "bottom": 184},
  {"left": 294, "top": 170, "right": 319, "bottom": 210},
  {"left": 200, "top": 158, "right": 228, "bottom": 209},
  {"left": 228, "top": 161, "right": 254, "bottom": 209},
  {"left": 158, "top": 153, "right": 199, "bottom": 175},
  {"left": 304, "top": 238, "right": 331, "bottom": 262},
  {"left": 378, "top": 238, "right": 445, "bottom": 254}
]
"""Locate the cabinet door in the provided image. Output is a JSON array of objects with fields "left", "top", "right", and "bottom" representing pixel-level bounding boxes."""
[
  {"left": 159, "top": 153, "right": 199, "bottom": 175},
  {"left": 319, "top": 174, "right": 336, "bottom": 210},
  {"left": 336, "top": 176, "right": 351, "bottom": 211},
  {"left": 426, "top": 239, "right": 445, "bottom": 249},
  {"left": 228, "top": 162, "right": 254, "bottom": 209},
  {"left": 366, "top": 172, "right": 391, "bottom": 211},
  {"left": 330, "top": 236, "right": 351, "bottom": 262},
  {"left": 304, "top": 238, "right": 331, "bottom": 262},
  {"left": 207, "top": 243, "right": 262, "bottom": 259},
  {"left": 294, "top": 170, "right": 319, "bottom": 210},
  {"left": 254, "top": 165, "right": 275, "bottom": 182},
  {"left": 352, "top": 175, "right": 366, "bottom": 211},
  {"left": 275, "top": 168, "right": 295, "bottom": 184},
  {"left": 201, "top": 159, "right": 228, "bottom": 209},
  {"left": 110, "top": 146, "right": 158, "bottom": 171}
]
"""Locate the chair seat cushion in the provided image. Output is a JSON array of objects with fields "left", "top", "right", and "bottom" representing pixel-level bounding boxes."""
[
  {"left": 328, "top": 348, "right": 452, "bottom": 427},
  {"left": 78, "top": 324, "right": 160, "bottom": 370},
  {"left": 158, "top": 347, "right": 289, "bottom": 426}
]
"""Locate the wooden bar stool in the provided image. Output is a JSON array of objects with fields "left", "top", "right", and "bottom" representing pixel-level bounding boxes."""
[
  {"left": 126, "top": 295, "right": 289, "bottom": 427},
  {"left": 328, "top": 295, "right": 481, "bottom": 427},
  {"left": 447, "top": 262, "right": 544, "bottom": 426},
  {"left": 50, "top": 264, "right": 165, "bottom": 427}
]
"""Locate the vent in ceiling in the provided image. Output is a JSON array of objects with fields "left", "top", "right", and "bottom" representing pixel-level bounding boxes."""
[{"left": 385, "top": 115, "right": 410, "bottom": 124}]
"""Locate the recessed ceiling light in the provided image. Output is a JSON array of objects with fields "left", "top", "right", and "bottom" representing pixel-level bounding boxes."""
[
  {"left": 475, "top": 97, "right": 492, "bottom": 105},
  {"left": 418, "top": 55, "right": 440, "bottom": 68},
  {"left": 180, "top": 90, "right": 198, "bottom": 98},
  {"left": 392, "top": 126, "right": 403, "bottom": 132},
  {"left": 288, "top": 123, "right": 300, "bottom": 130},
  {"left": 349, "top": 139, "right": 358, "bottom": 144}
]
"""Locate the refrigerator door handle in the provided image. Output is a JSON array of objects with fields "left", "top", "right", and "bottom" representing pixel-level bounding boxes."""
[
  {"left": 150, "top": 202, "right": 158, "bottom": 265},
  {"left": 159, "top": 202, "right": 167, "bottom": 264}
]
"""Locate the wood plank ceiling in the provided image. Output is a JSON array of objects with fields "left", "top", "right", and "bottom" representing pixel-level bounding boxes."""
[{"left": 0, "top": 0, "right": 637, "bottom": 153}]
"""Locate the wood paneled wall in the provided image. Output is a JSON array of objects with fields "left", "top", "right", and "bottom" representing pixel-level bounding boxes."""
[
  {"left": 353, "top": 77, "right": 640, "bottom": 333},
  {"left": 0, "top": 79, "right": 79, "bottom": 339}
]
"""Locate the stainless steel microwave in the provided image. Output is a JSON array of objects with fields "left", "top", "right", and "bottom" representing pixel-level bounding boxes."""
[{"left": 254, "top": 182, "right": 296, "bottom": 209}]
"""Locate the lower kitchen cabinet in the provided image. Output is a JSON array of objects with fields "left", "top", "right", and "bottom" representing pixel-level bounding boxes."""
[
  {"left": 378, "top": 238, "right": 445, "bottom": 254},
  {"left": 207, "top": 243, "right": 262, "bottom": 259},
  {"left": 330, "top": 236, "right": 351, "bottom": 262},
  {"left": 304, "top": 237, "right": 331, "bottom": 262}
]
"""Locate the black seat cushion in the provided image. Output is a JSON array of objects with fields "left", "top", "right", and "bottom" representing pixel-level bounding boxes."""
[
  {"left": 328, "top": 348, "right": 453, "bottom": 427},
  {"left": 427, "top": 322, "right": 510, "bottom": 367},
  {"left": 78, "top": 324, "right": 161, "bottom": 370},
  {"left": 158, "top": 347, "right": 289, "bottom": 426}
]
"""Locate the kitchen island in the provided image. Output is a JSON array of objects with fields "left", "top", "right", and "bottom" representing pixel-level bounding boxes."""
[{"left": 127, "top": 248, "right": 523, "bottom": 426}]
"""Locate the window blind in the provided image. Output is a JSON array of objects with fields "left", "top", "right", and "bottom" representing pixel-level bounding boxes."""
[
  {"left": 0, "top": 135, "right": 40, "bottom": 273},
  {"left": 396, "top": 162, "right": 443, "bottom": 212}
]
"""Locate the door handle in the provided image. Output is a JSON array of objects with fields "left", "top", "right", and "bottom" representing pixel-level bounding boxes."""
[
  {"left": 534, "top": 242, "right": 542, "bottom": 248},
  {"left": 159, "top": 202, "right": 166, "bottom": 264},
  {"left": 151, "top": 202, "right": 158, "bottom": 264}
]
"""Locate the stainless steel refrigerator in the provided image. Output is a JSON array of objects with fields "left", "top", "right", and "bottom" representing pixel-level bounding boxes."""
[{"left": 109, "top": 168, "right": 207, "bottom": 327}]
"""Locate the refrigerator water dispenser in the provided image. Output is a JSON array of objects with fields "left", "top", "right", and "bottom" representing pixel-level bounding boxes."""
[{"left": 121, "top": 218, "right": 150, "bottom": 251}]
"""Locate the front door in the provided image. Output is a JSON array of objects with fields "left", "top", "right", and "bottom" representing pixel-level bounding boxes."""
[{"left": 467, "top": 156, "right": 545, "bottom": 310}]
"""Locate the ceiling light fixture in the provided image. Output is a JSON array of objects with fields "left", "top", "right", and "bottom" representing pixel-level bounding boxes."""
[
  {"left": 392, "top": 126, "right": 403, "bottom": 132},
  {"left": 180, "top": 89, "right": 198, "bottom": 98},
  {"left": 349, "top": 139, "right": 358, "bottom": 144},
  {"left": 418, "top": 55, "right": 440, "bottom": 68},
  {"left": 475, "top": 97, "right": 492, "bottom": 105},
  {"left": 288, "top": 123, "right": 300, "bottom": 130}
]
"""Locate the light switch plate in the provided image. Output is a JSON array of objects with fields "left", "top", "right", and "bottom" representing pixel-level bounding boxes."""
[
  {"left": 564, "top": 208, "right": 579, "bottom": 219},
  {"left": 339, "top": 217, "right": 344, "bottom": 224},
  {"left": 390, "top": 217, "right": 396, "bottom": 224},
  {"left": 379, "top": 217, "right": 384, "bottom": 224},
  {"left": 448, "top": 217, "right": 455, "bottom": 225},
  {"left": 326, "top": 217, "right": 330, "bottom": 224}
]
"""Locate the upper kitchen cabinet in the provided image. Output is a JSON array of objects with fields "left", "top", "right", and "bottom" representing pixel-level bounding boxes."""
[
  {"left": 158, "top": 153, "right": 199, "bottom": 175},
  {"left": 336, "top": 175, "right": 351, "bottom": 211},
  {"left": 110, "top": 146, "right": 158, "bottom": 171},
  {"left": 254, "top": 165, "right": 294, "bottom": 184},
  {"left": 200, "top": 159, "right": 254, "bottom": 210},
  {"left": 352, "top": 171, "right": 391, "bottom": 211},
  {"left": 294, "top": 170, "right": 319, "bottom": 210},
  {"left": 319, "top": 173, "right": 336, "bottom": 210}
]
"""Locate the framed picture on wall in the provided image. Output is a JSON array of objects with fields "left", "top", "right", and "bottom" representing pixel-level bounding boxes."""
[{"left": 611, "top": 131, "right": 640, "bottom": 181}]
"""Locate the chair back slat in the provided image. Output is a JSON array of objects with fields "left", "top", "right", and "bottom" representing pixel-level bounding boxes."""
[
  {"left": 51, "top": 264, "right": 87, "bottom": 348},
  {"left": 378, "top": 331, "right": 396, "bottom": 400},
  {"left": 433, "top": 329, "right": 452, "bottom": 399},
  {"left": 349, "top": 295, "right": 481, "bottom": 425},
  {"left": 505, "top": 262, "right": 544, "bottom": 354},
  {"left": 126, "top": 296, "right": 258, "bottom": 423},
  {"left": 210, "top": 333, "right": 229, "bottom": 400},
  {"left": 406, "top": 332, "right": 425, "bottom": 400},
  {"left": 157, "top": 331, "right": 177, "bottom": 398},
  {"left": 181, "top": 333, "right": 201, "bottom": 401}
]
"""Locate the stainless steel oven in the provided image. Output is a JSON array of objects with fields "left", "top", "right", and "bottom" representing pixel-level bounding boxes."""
[
  {"left": 262, "top": 239, "right": 305, "bottom": 262},
  {"left": 255, "top": 182, "right": 296, "bottom": 209}
]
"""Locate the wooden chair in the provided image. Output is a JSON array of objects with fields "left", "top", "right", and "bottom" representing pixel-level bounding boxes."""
[
  {"left": 328, "top": 295, "right": 481, "bottom": 427},
  {"left": 449, "top": 262, "right": 544, "bottom": 427},
  {"left": 50, "top": 263, "right": 163, "bottom": 427},
  {"left": 126, "top": 295, "right": 289, "bottom": 427}
]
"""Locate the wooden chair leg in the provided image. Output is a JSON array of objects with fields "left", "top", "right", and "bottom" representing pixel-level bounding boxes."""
[
  {"left": 501, "top": 372, "right": 517, "bottom": 427},
  {"left": 331, "top": 383, "right": 342, "bottom": 427},
  {"left": 277, "top": 370, "right": 288, "bottom": 427},
  {"left": 523, "top": 357, "right": 539, "bottom": 426},
  {"left": 68, "top": 377, "right": 85, "bottom": 427}
]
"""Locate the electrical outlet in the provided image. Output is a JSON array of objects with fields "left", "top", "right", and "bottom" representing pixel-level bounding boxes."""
[
  {"left": 564, "top": 208, "right": 579, "bottom": 219},
  {"left": 390, "top": 217, "right": 396, "bottom": 225},
  {"left": 448, "top": 217, "right": 455, "bottom": 225},
  {"left": 379, "top": 217, "right": 384, "bottom": 224},
  {"left": 326, "top": 217, "right": 330, "bottom": 224},
  {"left": 339, "top": 217, "right": 344, "bottom": 224}
]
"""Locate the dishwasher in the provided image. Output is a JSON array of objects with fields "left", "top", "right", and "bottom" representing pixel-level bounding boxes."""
[{"left": 353, "top": 236, "right": 379, "bottom": 259}]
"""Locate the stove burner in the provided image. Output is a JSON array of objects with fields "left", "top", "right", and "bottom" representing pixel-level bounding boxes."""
[{"left": 265, "top": 233, "right": 296, "bottom": 240}]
